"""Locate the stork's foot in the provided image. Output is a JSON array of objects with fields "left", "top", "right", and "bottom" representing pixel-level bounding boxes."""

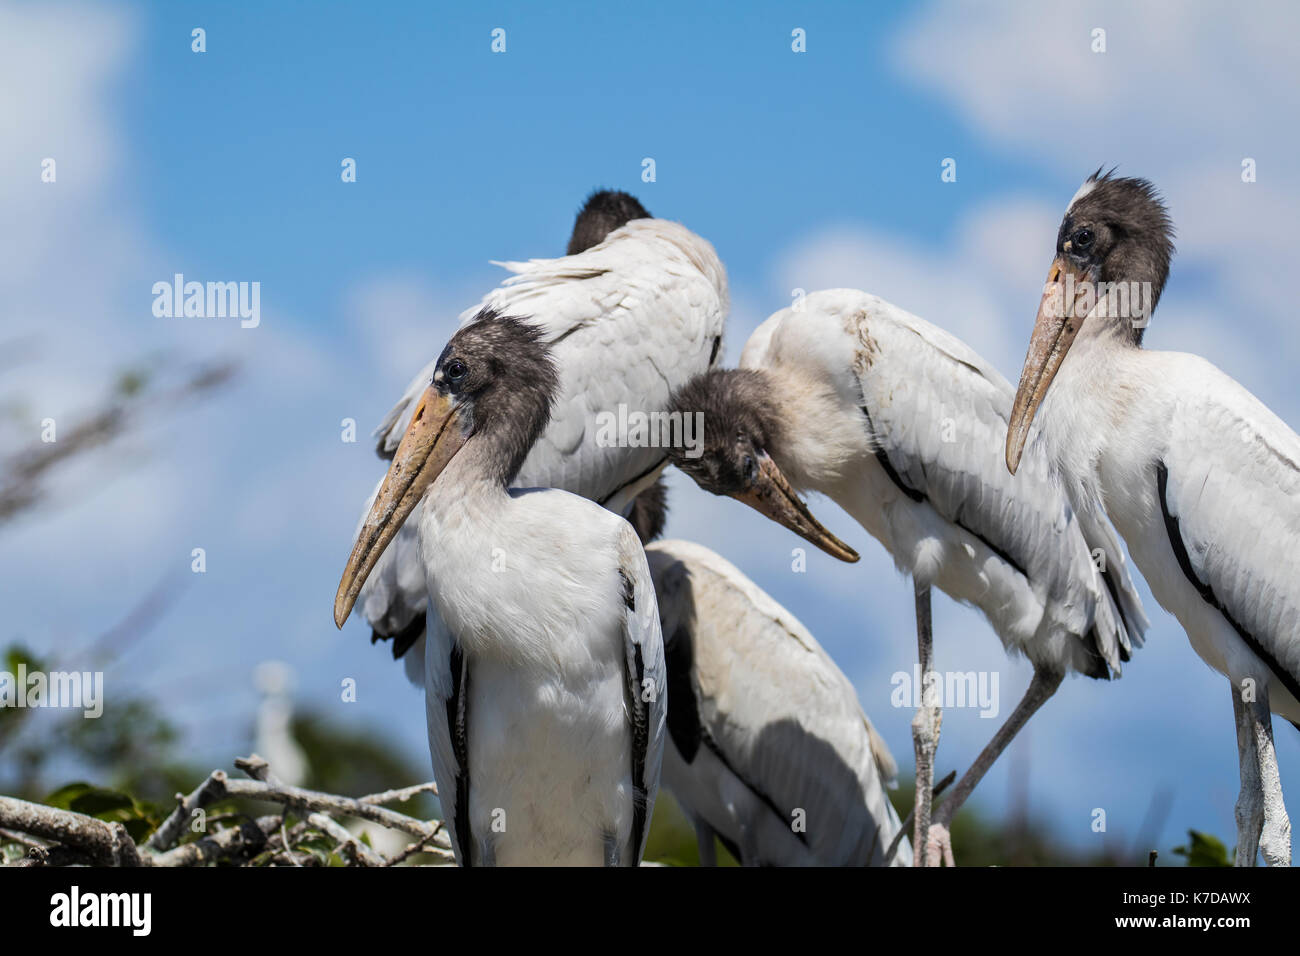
[{"left": 924, "top": 823, "right": 954, "bottom": 867}]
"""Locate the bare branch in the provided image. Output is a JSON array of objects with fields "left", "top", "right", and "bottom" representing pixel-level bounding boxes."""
[
  {"left": 383, "top": 826, "right": 455, "bottom": 867},
  {"left": 0, "top": 360, "right": 236, "bottom": 526},
  {"left": 0, "top": 796, "right": 142, "bottom": 866},
  {"left": 2, "top": 755, "right": 452, "bottom": 866},
  {"left": 218, "top": 777, "right": 447, "bottom": 845},
  {"left": 358, "top": 780, "right": 439, "bottom": 805},
  {"left": 144, "top": 770, "right": 229, "bottom": 852},
  {"left": 151, "top": 816, "right": 276, "bottom": 868},
  {"left": 307, "top": 813, "right": 385, "bottom": 867}
]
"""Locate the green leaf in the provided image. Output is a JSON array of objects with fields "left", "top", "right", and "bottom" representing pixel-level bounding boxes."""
[
  {"left": 4, "top": 643, "right": 45, "bottom": 676},
  {"left": 44, "top": 782, "right": 96, "bottom": 810},
  {"left": 122, "top": 816, "right": 155, "bottom": 844},
  {"left": 1171, "top": 830, "right": 1232, "bottom": 867},
  {"left": 69, "top": 788, "right": 135, "bottom": 817}
]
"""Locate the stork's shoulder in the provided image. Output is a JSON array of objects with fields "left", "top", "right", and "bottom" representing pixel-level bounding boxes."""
[
  {"left": 748, "top": 289, "right": 1012, "bottom": 403},
  {"left": 463, "top": 219, "right": 727, "bottom": 370},
  {"left": 487, "top": 218, "right": 727, "bottom": 309},
  {"left": 1154, "top": 350, "right": 1300, "bottom": 484}
]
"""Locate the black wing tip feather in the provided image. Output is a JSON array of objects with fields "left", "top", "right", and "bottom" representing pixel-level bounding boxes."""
[
  {"left": 370, "top": 612, "right": 426, "bottom": 660},
  {"left": 627, "top": 642, "right": 649, "bottom": 862},
  {"left": 446, "top": 644, "right": 471, "bottom": 865},
  {"left": 628, "top": 478, "right": 669, "bottom": 545},
  {"left": 1080, "top": 627, "right": 1113, "bottom": 681},
  {"left": 1157, "top": 461, "right": 1300, "bottom": 707}
]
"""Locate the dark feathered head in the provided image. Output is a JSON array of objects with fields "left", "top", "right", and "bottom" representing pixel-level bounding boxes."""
[
  {"left": 431, "top": 310, "right": 559, "bottom": 486},
  {"left": 1056, "top": 169, "right": 1175, "bottom": 340},
  {"left": 566, "top": 189, "right": 651, "bottom": 255},
  {"left": 666, "top": 369, "right": 857, "bottom": 562},
  {"left": 1005, "top": 169, "right": 1177, "bottom": 473},
  {"left": 667, "top": 369, "right": 786, "bottom": 495},
  {"left": 334, "top": 310, "right": 558, "bottom": 627}
]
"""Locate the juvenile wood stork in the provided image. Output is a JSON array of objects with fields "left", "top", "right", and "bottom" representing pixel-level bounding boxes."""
[
  {"left": 646, "top": 538, "right": 911, "bottom": 865},
  {"left": 666, "top": 289, "right": 1147, "bottom": 865},
  {"left": 351, "top": 190, "right": 732, "bottom": 681},
  {"left": 1005, "top": 171, "right": 1299, "bottom": 867},
  {"left": 334, "top": 314, "right": 666, "bottom": 866}
]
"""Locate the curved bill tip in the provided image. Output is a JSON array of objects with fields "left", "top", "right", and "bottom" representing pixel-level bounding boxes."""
[
  {"left": 732, "top": 454, "right": 860, "bottom": 563},
  {"left": 1005, "top": 426, "right": 1028, "bottom": 476}
]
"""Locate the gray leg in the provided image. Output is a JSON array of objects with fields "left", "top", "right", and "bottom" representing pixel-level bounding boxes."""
[
  {"left": 926, "top": 665, "right": 1063, "bottom": 866},
  {"left": 910, "top": 584, "right": 941, "bottom": 866},
  {"left": 1233, "top": 682, "right": 1292, "bottom": 867},
  {"left": 1232, "top": 685, "right": 1263, "bottom": 866}
]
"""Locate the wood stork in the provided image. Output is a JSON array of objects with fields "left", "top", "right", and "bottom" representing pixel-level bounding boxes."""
[
  {"left": 666, "top": 289, "right": 1147, "bottom": 864},
  {"left": 1005, "top": 170, "right": 1299, "bottom": 867},
  {"left": 646, "top": 538, "right": 911, "bottom": 865},
  {"left": 334, "top": 313, "right": 666, "bottom": 866},
  {"left": 351, "top": 191, "right": 734, "bottom": 682}
]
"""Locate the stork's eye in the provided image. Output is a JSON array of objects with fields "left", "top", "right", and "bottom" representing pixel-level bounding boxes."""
[
  {"left": 1072, "top": 228, "right": 1095, "bottom": 251},
  {"left": 445, "top": 359, "right": 469, "bottom": 385}
]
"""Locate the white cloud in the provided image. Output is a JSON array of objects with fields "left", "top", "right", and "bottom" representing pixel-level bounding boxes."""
[
  {"left": 896, "top": 2, "right": 1300, "bottom": 168},
  {"left": 893, "top": 0, "right": 1300, "bottom": 424}
]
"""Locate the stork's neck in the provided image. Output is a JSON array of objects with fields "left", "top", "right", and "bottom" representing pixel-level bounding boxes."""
[
  {"left": 1036, "top": 322, "right": 1145, "bottom": 510},
  {"left": 417, "top": 434, "right": 523, "bottom": 653},
  {"left": 757, "top": 366, "right": 866, "bottom": 494},
  {"left": 432, "top": 431, "right": 512, "bottom": 504}
]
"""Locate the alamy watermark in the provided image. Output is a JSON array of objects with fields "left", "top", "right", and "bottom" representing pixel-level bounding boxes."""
[
  {"left": 0, "top": 664, "right": 103, "bottom": 718},
  {"left": 891, "top": 666, "right": 999, "bottom": 718},
  {"left": 152, "top": 274, "right": 260, "bottom": 328},
  {"left": 594, "top": 404, "right": 704, "bottom": 458},
  {"left": 1046, "top": 274, "right": 1154, "bottom": 328}
]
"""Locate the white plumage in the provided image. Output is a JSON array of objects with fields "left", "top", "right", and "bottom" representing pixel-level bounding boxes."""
[
  {"left": 669, "top": 287, "right": 1147, "bottom": 863},
  {"left": 335, "top": 313, "right": 667, "bottom": 866},
  {"left": 1039, "top": 345, "right": 1300, "bottom": 719},
  {"left": 355, "top": 216, "right": 728, "bottom": 673},
  {"left": 741, "top": 290, "right": 1146, "bottom": 676},
  {"left": 1005, "top": 172, "right": 1297, "bottom": 866},
  {"left": 338, "top": 198, "right": 724, "bottom": 865},
  {"left": 422, "top": 480, "right": 666, "bottom": 865},
  {"left": 646, "top": 539, "right": 910, "bottom": 866}
]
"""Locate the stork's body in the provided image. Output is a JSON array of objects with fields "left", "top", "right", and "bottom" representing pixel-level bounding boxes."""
[
  {"left": 669, "top": 289, "right": 1146, "bottom": 863},
  {"left": 1006, "top": 172, "right": 1298, "bottom": 866},
  {"left": 647, "top": 539, "right": 910, "bottom": 866},
  {"left": 336, "top": 316, "right": 665, "bottom": 866},
  {"left": 355, "top": 193, "right": 728, "bottom": 668}
]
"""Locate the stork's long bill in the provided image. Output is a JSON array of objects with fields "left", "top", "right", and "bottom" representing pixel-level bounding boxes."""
[
  {"left": 734, "top": 453, "right": 859, "bottom": 563},
  {"left": 334, "top": 386, "right": 465, "bottom": 628},
  {"left": 1005, "top": 257, "right": 1088, "bottom": 474}
]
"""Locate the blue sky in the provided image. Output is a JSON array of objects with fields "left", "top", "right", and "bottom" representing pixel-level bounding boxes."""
[{"left": 4, "top": 0, "right": 1300, "bottom": 860}]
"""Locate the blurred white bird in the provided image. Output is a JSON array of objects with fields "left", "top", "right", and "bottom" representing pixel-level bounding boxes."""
[{"left": 253, "top": 660, "right": 307, "bottom": 788}]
